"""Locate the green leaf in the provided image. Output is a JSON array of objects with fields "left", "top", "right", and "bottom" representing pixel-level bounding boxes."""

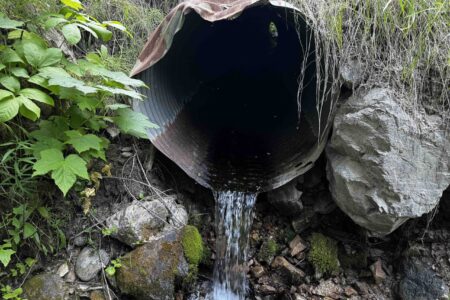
[
  {"left": 97, "top": 85, "right": 143, "bottom": 100},
  {"left": 76, "top": 23, "right": 99, "bottom": 39},
  {"left": 30, "top": 138, "right": 65, "bottom": 159},
  {"left": 19, "top": 88, "right": 54, "bottom": 106},
  {"left": 0, "top": 13, "right": 24, "bottom": 29},
  {"left": 33, "top": 149, "right": 89, "bottom": 196},
  {"left": 0, "top": 96, "right": 19, "bottom": 123},
  {"left": 86, "top": 22, "right": 112, "bottom": 42},
  {"left": 0, "top": 75, "right": 20, "bottom": 92},
  {"left": 105, "top": 266, "right": 116, "bottom": 276},
  {"left": 61, "top": 0, "right": 84, "bottom": 11},
  {"left": 64, "top": 130, "right": 103, "bottom": 153},
  {"left": 0, "top": 63, "right": 5, "bottom": 71},
  {"left": 38, "top": 67, "right": 97, "bottom": 94},
  {"left": 44, "top": 16, "right": 68, "bottom": 29},
  {"left": 0, "top": 48, "right": 24, "bottom": 64},
  {"left": 51, "top": 154, "right": 89, "bottom": 195},
  {"left": 17, "top": 95, "right": 41, "bottom": 121},
  {"left": 0, "top": 248, "right": 15, "bottom": 267},
  {"left": 0, "top": 89, "right": 14, "bottom": 100},
  {"left": 106, "top": 103, "right": 129, "bottom": 110},
  {"left": 10, "top": 67, "right": 29, "bottom": 78},
  {"left": 23, "top": 42, "right": 62, "bottom": 68},
  {"left": 80, "top": 62, "right": 146, "bottom": 87},
  {"left": 30, "top": 117, "right": 69, "bottom": 141},
  {"left": 61, "top": 23, "right": 81, "bottom": 45},
  {"left": 32, "top": 148, "right": 64, "bottom": 176},
  {"left": 23, "top": 223, "right": 37, "bottom": 239},
  {"left": 113, "top": 108, "right": 158, "bottom": 139},
  {"left": 38, "top": 207, "right": 50, "bottom": 219}
]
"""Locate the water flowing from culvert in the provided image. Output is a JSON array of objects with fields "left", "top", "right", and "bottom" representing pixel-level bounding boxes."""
[{"left": 211, "top": 191, "right": 257, "bottom": 299}]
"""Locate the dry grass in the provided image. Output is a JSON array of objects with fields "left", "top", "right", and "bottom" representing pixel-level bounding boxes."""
[{"left": 289, "top": 0, "right": 449, "bottom": 123}]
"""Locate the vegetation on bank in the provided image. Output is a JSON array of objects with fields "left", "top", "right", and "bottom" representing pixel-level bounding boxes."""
[{"left": 0, "top": 0, "right": 165, "bottom": 297}]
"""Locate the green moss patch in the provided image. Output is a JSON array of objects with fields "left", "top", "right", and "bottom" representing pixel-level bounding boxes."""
[
  {"left": 181, "top": 225, "right": 204, "bottom": 266},
  {"left": 307, "top": 233, "right": 339, "bottom": 275}
]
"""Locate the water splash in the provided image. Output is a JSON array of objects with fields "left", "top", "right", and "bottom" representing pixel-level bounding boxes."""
[{"left": 211, "top": 191, "right": 257, "bottom": 300}]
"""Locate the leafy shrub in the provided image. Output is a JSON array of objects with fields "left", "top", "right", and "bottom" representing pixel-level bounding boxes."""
[{"left": 0, "top": 0, "right": 157, "bottom": 195}]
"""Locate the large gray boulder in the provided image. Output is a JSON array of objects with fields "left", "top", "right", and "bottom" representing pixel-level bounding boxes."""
[
  {"left": 326, "top": 88, "right": 450, "bottom": 235},
  {"left": 105, "top": 195, "right": 188, "bottom": 247}
]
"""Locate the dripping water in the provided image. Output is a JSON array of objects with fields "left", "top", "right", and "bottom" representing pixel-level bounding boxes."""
[{"left": 211, "top": 190, "right": 257, "bottom": 300}]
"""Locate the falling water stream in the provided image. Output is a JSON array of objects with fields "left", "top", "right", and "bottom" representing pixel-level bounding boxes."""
[{"left": 211, "top": 191, "right": 258, "bottom": 299}]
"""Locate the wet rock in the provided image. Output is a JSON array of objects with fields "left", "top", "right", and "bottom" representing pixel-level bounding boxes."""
[
  {"left": 259, "top": 284, "right": 277, "bottom": 295},
  {"left": 271, "top": 256, "right": 305, "bottom": 285},
  {"left": 115, "top": 231, "right": 189, "bottom": 300},
  {"left": 251, "top": 265, "right": 265, "bottom": 278},
  {"left": 370, "top": 259, "right": 386, "bottom": 285},
  {"left": 73, "top": 235, "right": 87, "bottom": 247},
  {"left": 291, "top": 209, "right": 316, "bottom": 233},
  {"left": 57, "top": 262, "right": 69, "bottom": 278},
  {"left": 75, "top": 247, "right": 110, "bottom": 281},
  {"left": 105, "top": 196, "right": 187, "bottom": 247},
  {"left": 289, "top": 235, "right": 307, "bottom": 257},
  {"left": 266, "top": 179, "right": 303, "bottom": 216},
  {"left": 312, "top": 279, "right": 343, "bottom": 299},
  {"left": 327, "top": 88, "right": 450, "bottom": 235},
  {"left": 23, "top": 273, "right": 70, "bottom": 300},
  {"left": 399, "top": 258, "right": 449, "bottom": 300}
]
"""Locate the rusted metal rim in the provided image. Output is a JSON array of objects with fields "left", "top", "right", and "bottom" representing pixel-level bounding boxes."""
[{"left": 132, "top": 0, "right": 334, "bottom": 192}]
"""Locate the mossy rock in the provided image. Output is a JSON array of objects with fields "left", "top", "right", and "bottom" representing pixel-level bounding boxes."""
[
  {"left": 22, "top": 273, "right": 70, "bottom": 300},
  {"left": 115, "top": 232, "right": 189, "bottom": 300},
  {"left": 258, "top": 238, "right": 279, "bottom": 264},
  {"left": 307, "top": 233, "right": 339, "bottom": 275},
  {"left": 181, "top": 225, "right": 204, "bottom": 266},
  {"left": 339, "top": 248, "right": 368, "bottom": 270}
]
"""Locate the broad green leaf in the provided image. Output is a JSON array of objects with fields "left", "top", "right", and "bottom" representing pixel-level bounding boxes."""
[
  {"left": 23, "top": 223, "right": 37, "bottom": 239},
  {"left": 0, "top": 75, "right": 20, "bottom": 92},
  {"left": 30, "top": 138, "right": 65, "bottom": 159},
  {"left": 19, "top": 88, "right": 54, "bottom": 106},
  {"left": 10, "top": 67, "right": 29, "bottom": 78},
  {"left": 38, "top": 67, "right": 97, "bottom": 94},
  {"left": 0, "top": 89, "right": 14, "bottom": 100},
  {"left": 32, "top": 148, "right": 65, "bottom": 176},
  {"left": 106, "top": 103, "right": 129, "bottom": 110},
  {"left": 97, "top": 85, "right": 143, "bottom": 100},
  {"left": 86, "top": 22, "right": 112, "bottom": 42},
  {"left": 80, "top": 62, "right": 146, "bottom": 87},
  {"left": 33, "top": 149, "right": 89, "bottom": 195},
  {"left": 113, "top": 108, "right": 158, "bottom": 139},
  {"left": 103, "top": 21, "right": 126, "bottom": 31},
  {"left": 18, "top": 95, "right": 41, "bottom": 121},
  {"left": 30, "top": 117, "right": 69, "bottom": 141},
  {"left": 64, "top": 130, "right": 103, "bottom": 153},
  {"left": 61, "top": 23, "right": 81, "bottom": 45},
  {"left": 73, "top": 95, "right": 101, "bottom": 111},
  {"left": 76, "top": 23, "right": 98, "bottom": 39},
  {"left": 0, "top": 63, "right": 5, "bottom": 71},
  {"left": 0, "top": 48, "right": 24, "bottom": 64},
  {"left": 51, "top": 154, "right": 89, "bottom": 195},
  {"left": 44, "top": 16, "right": 68, "bottom": 29},
  {"left": 0, "top": 248, "right": 15, "bottom": 267},
  {"left": 0, "top": 13, "right": 24, "bottom": 29},
  {"left": 61, "top": 0, "right": 83, "bottom": 11},
  {"left": 23, "top": 42, "right": 62, "bottom": 68}
]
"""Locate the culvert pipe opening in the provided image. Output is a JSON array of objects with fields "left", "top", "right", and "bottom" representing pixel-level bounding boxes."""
[{"left": 132, "top": 2, "right": 334, "bottom": 192}]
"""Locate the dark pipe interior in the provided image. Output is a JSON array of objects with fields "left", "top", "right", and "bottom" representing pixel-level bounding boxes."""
[{"left": 135, "top": 5, "right": 327, "bottom": 192}]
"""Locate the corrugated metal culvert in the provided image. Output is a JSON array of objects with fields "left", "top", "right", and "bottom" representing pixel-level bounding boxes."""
[{"left": 131, "top": 0, "right": 335, "bottom": 192}]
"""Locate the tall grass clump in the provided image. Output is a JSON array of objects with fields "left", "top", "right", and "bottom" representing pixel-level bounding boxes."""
[
  {"left": 84, "top": 0, "right": 176, "bottom": 71},
  {"left": 289, "top": 0, "right": 449, "bottom": 121}
]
